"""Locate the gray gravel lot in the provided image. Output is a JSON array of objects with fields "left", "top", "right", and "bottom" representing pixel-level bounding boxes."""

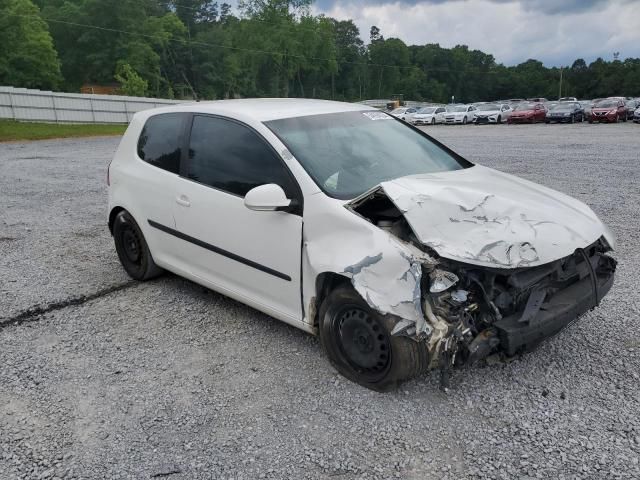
[{"left": 1, "top": 123, "right": 639, "bottom": 479}]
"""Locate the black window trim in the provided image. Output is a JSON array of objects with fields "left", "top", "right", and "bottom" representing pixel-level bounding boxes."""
[
  {"left": 179, "top": 112, "right": 304, "bottom": 216},
  {"left": 136, "top": 112, "right": 189, "bottom": 175}
]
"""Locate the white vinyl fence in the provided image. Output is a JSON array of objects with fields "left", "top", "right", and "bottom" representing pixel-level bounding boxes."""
[{"left": 0, "top": 86, "right": 188, "bottom": 124}]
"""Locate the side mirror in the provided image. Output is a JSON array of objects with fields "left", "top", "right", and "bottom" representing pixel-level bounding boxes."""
[{"left": 244, "top": 184, "right": 291, "bottom": 212}]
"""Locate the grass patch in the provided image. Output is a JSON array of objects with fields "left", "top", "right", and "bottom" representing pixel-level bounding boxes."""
[{"left": 0, "top": 120, "right": 126, "bottom": 142}]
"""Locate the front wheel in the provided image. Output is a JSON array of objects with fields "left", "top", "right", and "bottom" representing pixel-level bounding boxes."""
[
  {"left": 113, "top": 210, "right": 163, "bottom": 281},
  {"left": 318, "top": 284, "right": 430, "bottom": 391},
  {"left": 462, "top": 116, "right": 467, "bottom": 125},
  {"left": 431, "top": 117, "right": 436, "bottom": 125},
  {"left": 497, "top": 115, "right": 502, "bottom": 124}
]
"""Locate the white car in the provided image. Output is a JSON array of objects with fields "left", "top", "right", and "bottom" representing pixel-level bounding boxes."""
[
  {"left": 472, "top": 103, "right": 512, "bottom": 124},
  {"left": 443, "top": 104, "right": 477, "bottom": 124},
  {"left": 411, "top": 106, "right": 446, "bottom": 125},
  {"left": 389, "top": 107, "right": 418, "bottom": 122},
  {"left": 108, "top": 99, "right": 616, "bottom": 391}
]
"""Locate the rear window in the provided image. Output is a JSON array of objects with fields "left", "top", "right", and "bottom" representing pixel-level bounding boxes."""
[{"left": 137, "top": 113, "right": 185, "bottom": 174}]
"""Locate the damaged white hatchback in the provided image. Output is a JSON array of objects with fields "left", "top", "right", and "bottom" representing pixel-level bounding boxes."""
[{"left": 108, "top": 99, "right": 616, "bottom": 391}]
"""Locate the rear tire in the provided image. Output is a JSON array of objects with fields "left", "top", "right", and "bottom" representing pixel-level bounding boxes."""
[
  {"left": 113, "top": 211, "right": 163, "bottom": 281},
  {"left": 318, "top": 284, "right": 429, "bottom": 391}
]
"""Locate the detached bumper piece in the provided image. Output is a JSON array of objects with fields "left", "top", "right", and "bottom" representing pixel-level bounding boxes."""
[{"left": 494, "top": 246, "right": 616, "bottom": 356}]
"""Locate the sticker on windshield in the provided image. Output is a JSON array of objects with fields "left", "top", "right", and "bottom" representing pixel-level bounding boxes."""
[{"left": 362, "top": 111, "right": 392, "bottom": 121}]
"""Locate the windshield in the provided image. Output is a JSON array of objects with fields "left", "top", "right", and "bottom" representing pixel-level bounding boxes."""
[
  {"left": 478, "top": 104, "right": 499, "bottom": 111},
  {"left": 417, "top": 107, "right": 437, "bottom": 114},
  {"left": 551, "top": 103, "right": 574, "bottom": 111},
  {"left": 594, "top": 100, "right": 617, "bottom": 108},
  {"left": 447, "top": 106, "right": 468, "bottom": 113},
  {"left": 514, "top": 103, "right": 536, "bottom": 111},
  {"left": 265, "top": 111, "right": 470, "bottom": 200}
]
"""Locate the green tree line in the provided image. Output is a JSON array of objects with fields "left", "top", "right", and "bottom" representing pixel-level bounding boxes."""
[{"left": 2, "top": 0, "right": 639, "bottom": 101}]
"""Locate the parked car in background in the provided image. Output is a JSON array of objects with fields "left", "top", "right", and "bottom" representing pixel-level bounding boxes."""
[
  {"left": 444, "top": 104, "right": 477, "bottom": 125},
  {"left": 589, "top": 99, "right": 627, "bottom": 123},
  {"left": 527, "top": 97, "right": 548, "bottom": 103},
  {"left": 411, "top": 106, "right": 446, "bottom": 125},
  {"left": 580, "top": 100, "right": 593, "bottom": 117},
  {"left": 559, "top": 97, "right": 578, "bottom": 102},
  {"left": 545, "top": 102, "right": 585, "bottom": 123},
  {"left": 634, "top": 105, "right": 640, "bottom": 123},
  {"left": 624, "top": 99, "right": 640, "bottom": 120},
  {"left": 508, "top": 102, "right": 547, "bottom": 124},
  {"left": 390, "top": 107, "right": 418, "bottom": 122},
  {"left": 472, "top": 103, "right": 512, "bottom": 124}
]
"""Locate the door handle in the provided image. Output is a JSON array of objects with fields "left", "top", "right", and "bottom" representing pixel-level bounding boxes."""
[{"left": 176, "top": 195, "right": 191, "bottom": 207}]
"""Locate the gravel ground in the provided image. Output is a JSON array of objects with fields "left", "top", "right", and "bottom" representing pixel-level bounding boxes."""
[{"left": 1, "top": 123, "right": 639, "bottom": 480}]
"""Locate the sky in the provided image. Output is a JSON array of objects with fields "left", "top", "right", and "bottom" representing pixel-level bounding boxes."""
[{"left": 310, "top": 0, "right": 640, "bottom": 66}]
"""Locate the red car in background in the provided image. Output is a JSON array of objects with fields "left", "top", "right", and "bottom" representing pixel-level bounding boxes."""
[
  {"left": 507, "top": 102, "right": 547, "bottom": 124},
  {"left": 589, "top": 98, "right": 627, "bottom": 123}
]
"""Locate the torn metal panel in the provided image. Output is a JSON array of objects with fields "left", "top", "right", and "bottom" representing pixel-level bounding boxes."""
[
  {"left": 376, "top": 165, "right": 615, "bottom": 269},
  {"left": 302, "top": 196, "right": 437, "bottom": 326}
]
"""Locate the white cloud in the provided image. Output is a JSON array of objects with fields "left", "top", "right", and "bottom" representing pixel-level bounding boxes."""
[{"left": 315, "top": 0, "right": 640, "bottom": 65}]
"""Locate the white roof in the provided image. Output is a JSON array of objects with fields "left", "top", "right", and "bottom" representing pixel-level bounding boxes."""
[{"left": 141, "top": 98, "right": 375, "bottom": 122}]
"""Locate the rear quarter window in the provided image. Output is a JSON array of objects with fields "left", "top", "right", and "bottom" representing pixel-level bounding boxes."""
[{"left": 137, "top": 113, "right": 185, "bottom": 174}]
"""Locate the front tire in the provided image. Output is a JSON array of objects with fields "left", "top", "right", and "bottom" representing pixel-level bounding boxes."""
[
  {"left": 497, "top": 115, "right": 502, "bottom": 124},
  {"left": 318, "top": 285, "right": 429, "bottom": 391},
  {"left": 462, "top": 116, "right": 467, "bottom": 125},
  {"left": 113, "top": 211, "right": 163, "bottom": 281}
]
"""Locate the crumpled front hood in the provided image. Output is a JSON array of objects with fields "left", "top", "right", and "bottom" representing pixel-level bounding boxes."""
[{"left": 373, "top": 165, "right": 614, "bottom": 268}]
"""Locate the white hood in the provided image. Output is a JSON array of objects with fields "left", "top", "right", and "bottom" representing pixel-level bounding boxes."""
[
  {"left": 475, "top": 110, "right": 500, "bottom": 116},
  {"left": 376, "top": 165, "right": 614, "bottom": 268}
]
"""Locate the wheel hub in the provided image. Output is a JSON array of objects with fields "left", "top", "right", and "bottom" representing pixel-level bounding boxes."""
[
  {"left": 337, "top": 307, "right": 390, "bottom": 373},
  {"left": 122, "top": 228, "right": 141, "bottom": 263}
]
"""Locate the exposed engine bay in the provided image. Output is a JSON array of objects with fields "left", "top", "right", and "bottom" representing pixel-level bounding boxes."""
[{"left": 348, "top": 187, "right": 617, "bottom": 387}]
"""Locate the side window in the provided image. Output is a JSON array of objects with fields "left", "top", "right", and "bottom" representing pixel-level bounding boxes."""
[
  {"left": 137, "top": 113, "right": 184, "bottom": 174},
  {"left": 187, "top": 115, "right": 297, "bottom": 198}
]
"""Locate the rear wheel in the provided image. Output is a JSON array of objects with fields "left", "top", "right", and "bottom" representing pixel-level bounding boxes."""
[
  {"left": 113, "top": 210, "right": 162, "bottom": 281},
  {"left": 318, "top": 284, "right": 430, "bottom": 391}
]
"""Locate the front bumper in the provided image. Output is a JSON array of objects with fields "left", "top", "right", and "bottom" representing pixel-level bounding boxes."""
[
  {"left": 474, "top": 116, "right": 498, "bottom": 124},
  {"left": 413, "top": 118, "right": 434, "bottom": 125},
  {"left": 547, "top": 116, "right": 572, "bottom": 123},
  {"left": 590, "top": 113, "right": 616, "bottom": 122},
  {"left": 508, "top": 116, "right": 534, "bottom": 123},
  {"left": 494, "top": 250, "right": 616, "bottom": 356},
  {"left": 444, "top": 117, "right": 465, "bottom": 124}
]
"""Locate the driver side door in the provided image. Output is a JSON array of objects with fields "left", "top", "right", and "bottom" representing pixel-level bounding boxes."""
[{"left": 168, "top": 114, "right": 304, "bottom": 322}]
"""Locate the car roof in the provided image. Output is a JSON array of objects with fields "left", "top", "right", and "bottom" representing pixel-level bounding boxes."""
[{"left": 135, "top": 98, "right": 375, "bottom": 122}]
